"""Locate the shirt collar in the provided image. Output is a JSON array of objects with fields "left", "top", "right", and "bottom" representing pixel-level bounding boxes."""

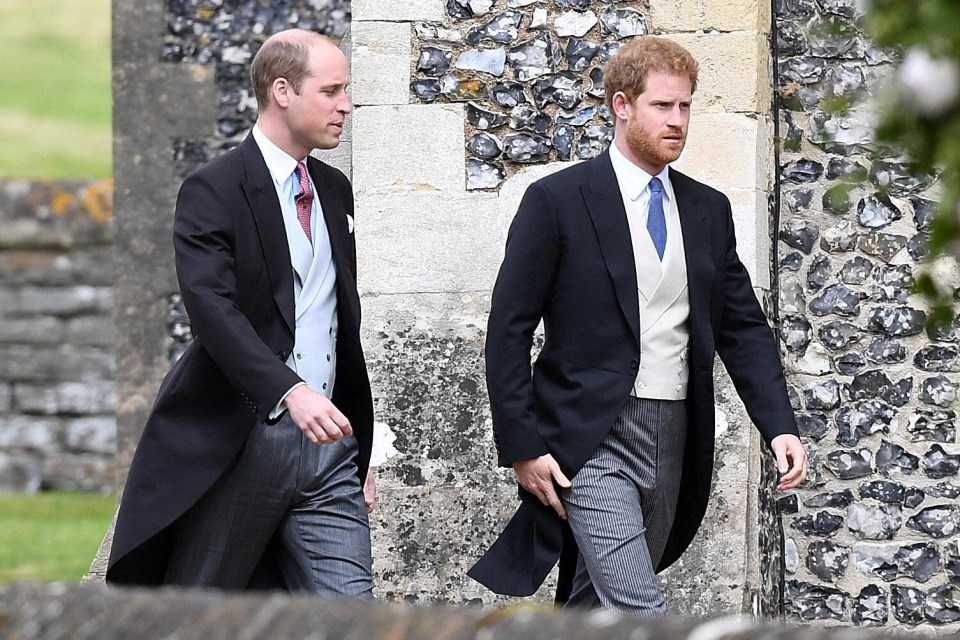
[
  {"left": 609, "top": 140, "right": 674, "bottom": 203},
  {"left": 252, "top": 124, "right": 301, "bottom": 188}
]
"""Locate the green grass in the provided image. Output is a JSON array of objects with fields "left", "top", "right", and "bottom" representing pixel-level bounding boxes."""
[
  {"left": 0, "top": 491, "right": 115, "bottom": 583},
  {"left": 0, "top": 0, "right": 112, "bottom": 179}
]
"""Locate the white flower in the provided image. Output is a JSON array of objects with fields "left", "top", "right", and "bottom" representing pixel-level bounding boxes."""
[{"left": 897, "top": 46, "right": 960, "bottom": 116}]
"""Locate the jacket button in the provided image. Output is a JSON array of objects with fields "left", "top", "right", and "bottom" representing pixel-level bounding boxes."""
[
  {"left": 630, "top": 359, "right": 639, "bottom": 370},
  {"left": 277, "top": 350, "right": 288, "bottom": 360}
]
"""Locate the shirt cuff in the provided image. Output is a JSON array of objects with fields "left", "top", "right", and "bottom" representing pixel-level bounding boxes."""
[{"left": 268, "top": 382, "right": 306, "bottom": 421}]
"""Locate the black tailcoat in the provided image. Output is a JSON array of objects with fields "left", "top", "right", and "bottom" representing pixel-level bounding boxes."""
[{"left": 107, "top": 136, "right": 373, "bottom": 586}]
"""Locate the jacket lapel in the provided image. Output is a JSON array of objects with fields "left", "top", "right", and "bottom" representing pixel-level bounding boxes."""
[
  {"left": 239, "top": 136, "right": 296, "bottom": 337},
  {"left": 309, "top": 158, "right": 361, "bottom": 325},
  {"left": 581, "top": 151, "right": 640, "bottom": 348},
  {"left": 672, "top": 168, "right": 714, "bottom": 343}
]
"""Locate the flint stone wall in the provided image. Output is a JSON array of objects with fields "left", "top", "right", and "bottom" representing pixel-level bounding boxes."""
[
  {"left": 773, "top": 0, "right": 960, "bottom": 631},
  {"left": 0, "top": 180, "right": 116, "bottom": 494},
  {"left": 0, "top": 582, "right": 953, "bottom": 640}
]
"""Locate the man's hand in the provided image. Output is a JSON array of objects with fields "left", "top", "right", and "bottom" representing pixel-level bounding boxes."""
[
  {"left": 363, "top": 468, "right": 376, "bottom": 514},
  {"left": 284, "top": 385, "right": 352, "bottom": 445},
  {"left": 513, "top": 454, "right": 572, "bottom": 519},
  {"left": 771, "top": 434, "right": 807, "bottom": 491}
]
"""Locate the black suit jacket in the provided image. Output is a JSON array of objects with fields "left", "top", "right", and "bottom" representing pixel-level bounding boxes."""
[
  {"left": 468, "top": 150, "right": 797, "bottom": 598},
  {"left": 106, "top": 135, "right": 373, "bottom": 586}
]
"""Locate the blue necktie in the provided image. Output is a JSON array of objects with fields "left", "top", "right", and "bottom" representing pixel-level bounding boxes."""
[{"left": 647, "top": 177, "right": 666, "bottom": 261}]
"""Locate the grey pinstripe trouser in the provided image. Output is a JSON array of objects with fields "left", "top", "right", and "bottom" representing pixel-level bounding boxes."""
[
  {"left": 561, "top": 396, "right": 688, "bottom": 617},
  {"left": 164, "top": 412, "right": 373, "bottom": 595}
]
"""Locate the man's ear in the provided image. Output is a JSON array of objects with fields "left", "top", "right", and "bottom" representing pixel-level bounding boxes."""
[
  {"left": 270, "top": 78, "right": 291, "bottom": 108},
  {"left": 610, "top": 91, "right": 630, "bottom": 121}
]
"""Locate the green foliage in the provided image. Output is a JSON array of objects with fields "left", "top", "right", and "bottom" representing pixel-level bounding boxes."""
[
  {"left": 0, "top": 491, "right": 115, "bottom": 583},
  {"left": 823, "top": 182, "right": 856, "bottom": 215},
  {"left": 863, "top": 0, "right": 960, "bottom": 324},
  {"left": 0, "top": 0, "right": 112, "bottom": 179},
  {"left": 821, "top": 93, "right": 856, "bottom": 116}
]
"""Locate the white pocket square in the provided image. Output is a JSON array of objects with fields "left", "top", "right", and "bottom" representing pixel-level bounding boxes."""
[{"left": 347, "top": 214, "right": 355, "bottom": 233}]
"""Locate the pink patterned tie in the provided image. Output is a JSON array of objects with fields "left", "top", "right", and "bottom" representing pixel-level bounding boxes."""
[{"left": 294, "top": 161, "right": 313, "bottom": 243}]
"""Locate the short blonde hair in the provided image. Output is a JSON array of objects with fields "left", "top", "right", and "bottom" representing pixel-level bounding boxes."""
[{"left": 603, "top": 36, "right": 699, "bottom": 109}]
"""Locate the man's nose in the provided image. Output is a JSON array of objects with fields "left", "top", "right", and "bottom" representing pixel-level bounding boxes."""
[{"left": 339, "top": 90, "right": 352, "bottom": 114}]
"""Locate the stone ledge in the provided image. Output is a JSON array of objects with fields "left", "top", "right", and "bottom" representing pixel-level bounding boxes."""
[
  {"left": 0, "top": 582, "right": 939, "bottom": 639},
  {"left": 0, "top": 180, "right": 114, "bottom": 249}
]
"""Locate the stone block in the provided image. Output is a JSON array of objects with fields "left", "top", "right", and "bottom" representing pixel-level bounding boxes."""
[
  {"left": 42, "top": 453, "right": 115, "bottom": 493},
  {"left": 15, "top": 285, "right": 113, "bottom": 317},
  {"left": 0, "top": 385, "right": 10, "bottom": 412},
  {"left": 63, "top": 417, "right": 117, "bottom": 455},
  {"left": 351, "top": 22, "right": 412, "bottom": 106},
  {"left": 0, "top": 247, "right": 116, "bottom": 287},
  {"left": 651, "top": 0, "right": 769, "bottom": 32},
  {"left": 0, "top": 180, "right": 115, "bottom": 250},
  {"left": 0, "top": 316, "right": 63, "bottom": 344},
  {"left": 11, "top": 384, "right": 60, "bottom": 415},
  {"left": 0, "top": 346, "right": 115, "bottom": 383},
  {"left": 0, "top": 416, "right": 60, "bottom": 452},
  {"left": 0, "top": 250, "right": 61, "bottom": 285},
  {"left": 0, "top": 451, "right": 42, "bottom": 493},
  {"left": 667, "top": 32, "right": 769, "bottom": 115},
  {"left": 728, "top": 188, "right": 772, "bottom": 290},
  {"left": 353, "top": 104, "right": 467, "bottom": 195},
  {"left": 314, "top": 141, "right": 352, "bottom": 184},
  {"left": 14, "top": 381, "right": 116, "bottom": 416},
  {"left": 0, "top": 286, "right": 17, "bottom": 316},
  {"left": 66, "top": 315, "right": 116, "bottom": 347},
  {"left": 672, "top": 111, "right": 772, "bottom": 290},
  {"left": 356, "top": 190, "right": 502, "bottom": 295},
  {"left": 674, "top": 113, "right": 768, "bottom": 192},
  {"left": 353, "top": 0, "right": 445, "bottom": 22}
]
